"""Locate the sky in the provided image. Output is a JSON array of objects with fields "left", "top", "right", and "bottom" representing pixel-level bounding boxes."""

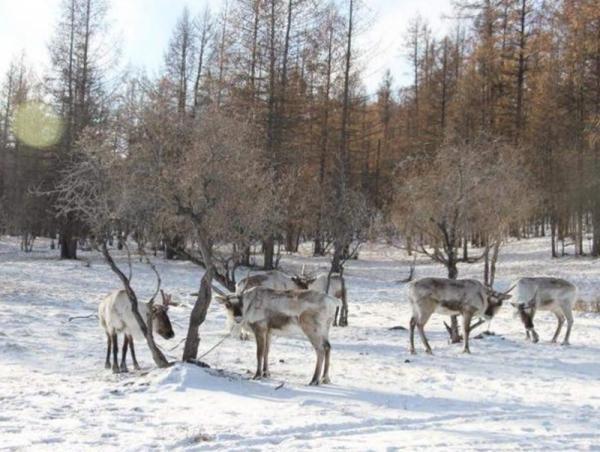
[{"left": 0, "top": 0, "right": 453, "bottom": 93}]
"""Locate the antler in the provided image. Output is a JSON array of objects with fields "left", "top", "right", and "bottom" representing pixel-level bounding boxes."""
[
  {"left": 503, "top": 284, "right": 517, "bottom": 296},
  {"left": 145, "top": 257, "right": 162, "bottom": 303},
  {"left": 160, "top": 289, "right": 172, "bottom": 307}
]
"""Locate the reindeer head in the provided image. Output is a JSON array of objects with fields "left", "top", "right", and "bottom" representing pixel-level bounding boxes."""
[
  {"left": 152, "top": 290, "right": 175, "bottom": 339},
  {"left": 215, "top": 293, "right": 244, "bottom": 324},
  {"left": 292, "top": 264, "right": 317, "bottom": 289},
  {"left": 483, "top": 285, "right": 514, "bottom": 319},
  {"left": 510, "top": 290, "right": 538, "bottom": 340}
]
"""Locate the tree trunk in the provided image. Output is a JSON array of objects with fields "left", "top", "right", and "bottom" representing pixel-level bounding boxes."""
[
  {"left": 263, "top": 237, "right": 275, "bottom": 270},
  {"left": 165, "top": 236, "right": 183, "bottom": 260},
  {"left": 182, "top": 270, "right": 213, "bottom": 362},
  {"left": 313, "top": 236, "right": 325, "bottom": 256},
  {"left": 60, "top": 232, "right": 77, "bottom": 260},
  {"left": 551, "top": 216, "right": 557, "bottom": 258},
  {"left": 447, "top": 250, "right": 460, "bottom": 343},
  {"left": 241, "top": 245, "right": 251, "bottom": 266},
  {"left": 331, "top": 241, "right": 344, "bottom": 273},
  {"left": 285, "top": 225, "right": 298, "bottom": 252}
]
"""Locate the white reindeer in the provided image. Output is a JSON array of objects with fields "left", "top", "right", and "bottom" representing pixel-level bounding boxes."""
[
  {"left": 216, "top": 287, "right": 339, "bottom": 385},
  {"left": 225, "top": 270, "right": 298, "bottom": 339},
  {"left": 408, "top": 277, "right": 512, "bottom": 354},
  {"left": 511, "top": 277, "right": 576, "bottom": 345},
  {"left": 99, "top": 289, "right": 174, "bottom": 373}
]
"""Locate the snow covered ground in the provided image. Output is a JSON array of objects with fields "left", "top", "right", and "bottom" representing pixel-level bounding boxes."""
[{"left": 1, "top": 236, "right": 599, "bottom": 451}]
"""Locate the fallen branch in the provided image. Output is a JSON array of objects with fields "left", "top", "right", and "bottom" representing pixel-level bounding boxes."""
[
  {"left": 443, "top": 317, "right": 489, "bottom": 343},
  {"left": 68, "top": 313, "right": 98, "bottom": 322}
]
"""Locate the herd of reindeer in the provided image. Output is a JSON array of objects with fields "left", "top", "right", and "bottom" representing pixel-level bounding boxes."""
[{"left": 98, "top": 264, "right": 578, "bottom": 386}]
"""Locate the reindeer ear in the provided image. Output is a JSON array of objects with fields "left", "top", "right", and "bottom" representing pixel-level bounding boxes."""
[{"left": 215, "top": 294, "right": 228, "bottom": 304}]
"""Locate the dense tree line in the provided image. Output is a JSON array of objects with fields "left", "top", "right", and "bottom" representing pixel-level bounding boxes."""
[{"left": 1, "top": 0, "right": 600, "bottom": 273}]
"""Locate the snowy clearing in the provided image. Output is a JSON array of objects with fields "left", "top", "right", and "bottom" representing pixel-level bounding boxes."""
[{"left": 1, "top": 237, "right": 599, "bottom": 451}]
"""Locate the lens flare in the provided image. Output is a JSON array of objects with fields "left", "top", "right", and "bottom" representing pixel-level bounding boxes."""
[{"left": 13, "top": 102, "right": 63, "bottom": 149}]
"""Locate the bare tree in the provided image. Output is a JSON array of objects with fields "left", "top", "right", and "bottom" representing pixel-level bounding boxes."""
[
  {"left": 394, "top": 134, "right": 533, "bottom": 340},
  {"left": 47, "top": 0, "right": 112, "bottom": 259}
]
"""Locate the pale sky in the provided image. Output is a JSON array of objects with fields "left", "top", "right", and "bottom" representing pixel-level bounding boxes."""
[{"left": 0, "top": 0, "right": 453, "bottom": 93}]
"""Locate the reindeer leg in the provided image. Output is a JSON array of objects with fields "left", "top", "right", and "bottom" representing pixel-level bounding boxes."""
[
  {"left": 105, "top": 333, "right": 112, "bottom": 369},
  {"left": 300, "top": 316, "right": 325, "bottom": 385},
  {"left": 562, "top": 307, "right": 574, "bottom": 346},
  {"left": 417, "top": 323, "right": 433, "bottom": 355},
  {"left": 252, "top": 325, "right": 265, "bottom": 380},
  {"left": 409, "top": 316, "right": 417, "bottom": 354},
  {"left": 111, "top": 333, "right": 120, "bottom": 373},
  {"left": 263, "top": 329, "right": 271, "bottom": 378},
  {"left": 309, "top": 343, "right": 324, "bottom": 386},
  {"left": 416, "top": 310, "right": 433, "bottom": 354},
  {"left": 120, "top": 335, "right": 129, "bottom": 372},
  {"left": 529, "top": 308, "right": 539, "bottom": 343},
  {"left": 128, "top": 335, "right": 141, "bottom": 370},
  {"left": 551, "top": 312, "right": 564, "bottom": 343},
  {"left": 333, "top": 306, "right": 340, "bottom": 327},
  {"left": 462, "top": 312, "right": 472, "bottom": 354},
  {"left": 321, "top": 339, "right": 332, "bottom": 384}
]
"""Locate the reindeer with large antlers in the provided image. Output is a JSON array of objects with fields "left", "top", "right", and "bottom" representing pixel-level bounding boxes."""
[{"left": 98, "top": 284, "right": 175, "bottom": 373}]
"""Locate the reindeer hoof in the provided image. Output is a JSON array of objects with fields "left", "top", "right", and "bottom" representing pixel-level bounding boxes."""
[
  {"left": 105, "top": 363, "right": 111, "bottom": 370},
  {"left": 252, "top": 374, "right": 262, "bottom": 380},
  {"left": 561, "top": 341, "right": 570, "bottom": 346},
  {"left": 410, "top": 349, "right": 416, "bottom": 355},
  {"left": 120, "top": 365, "right": 129, "bottom": 373},
  {"left": 309, "top": 380, "right": 320, "bottom": 386},
  {"left": 134, "top": 364, "right": 141, "bottom": 371},
  {"left": 321, "top": 377, "right": 331, "bottom": 385},
  {"left": 112, "top": 366, "right": 120, "bottom": 374},
  {"left": 462, "top": 349, "right": 471, "bottom": 354},
  {"left": 425, "top": 349, "right": 433, "bottom": 355}
]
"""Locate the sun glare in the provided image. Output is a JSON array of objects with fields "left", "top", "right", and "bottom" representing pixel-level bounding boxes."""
[{"left": 13, "top": 101, "right": 63, "bottom": 149}]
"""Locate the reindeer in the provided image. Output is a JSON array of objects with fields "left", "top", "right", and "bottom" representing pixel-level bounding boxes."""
[
  {"left": 236, "top": 270, "right": 298, "bottom": 293},
  {"left": 511, "top": 277, "right": 576, "bottom": 345},
  {"left": 291, "top": 265, "right": 347, "bottom": 326},
  {"left": 216, "top": 287, "right": 339, "bottom": 385},
  {"left": 99, "top": 289, "right": 174, "bottom": 373},
  {"left": 225, "top": 270, "right": 299, "bottom": 339},
  {"left": 408, "top": 277, "right": 512, "bottom": 354}
]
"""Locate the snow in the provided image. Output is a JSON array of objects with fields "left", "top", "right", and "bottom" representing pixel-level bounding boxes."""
[{"left": 1, "top": 236, "right": 599, "bottom": 450}]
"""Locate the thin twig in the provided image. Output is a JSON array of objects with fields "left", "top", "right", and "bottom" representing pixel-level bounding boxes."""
[{"left": 67, "top": 313, "right": 98, "bottom": 322}]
